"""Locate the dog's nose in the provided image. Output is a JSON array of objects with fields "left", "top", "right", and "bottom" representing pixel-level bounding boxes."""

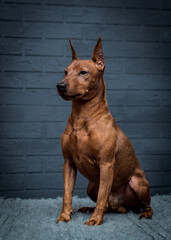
[{"left": 57, "top": 82, "right": 67, "bottom": 92}]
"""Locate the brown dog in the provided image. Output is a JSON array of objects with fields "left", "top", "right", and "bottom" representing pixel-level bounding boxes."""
[{"left": 56, "top": 37, "right": 153, "bottom": 226}]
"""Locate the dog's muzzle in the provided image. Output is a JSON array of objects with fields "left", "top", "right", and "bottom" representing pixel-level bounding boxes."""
[{"left": 56, "top": 82, "right": 67, "bottom": 93}]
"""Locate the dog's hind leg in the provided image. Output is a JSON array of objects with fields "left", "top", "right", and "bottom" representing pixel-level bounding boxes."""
[
  {"left": 129, "top": 170, "right": 153, "bottom": 219},
  {"left": 78, "top": 182, "right": 98, "bottom": 213}
]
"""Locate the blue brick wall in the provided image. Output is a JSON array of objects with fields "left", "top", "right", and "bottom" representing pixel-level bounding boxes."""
[{"left": 0, "top": 0, "right": 171, "bottom": 198}]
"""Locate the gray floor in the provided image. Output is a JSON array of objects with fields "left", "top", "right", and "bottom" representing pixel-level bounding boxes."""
[{"left": 0, "top": 195, "right": 170, "bottom": 240}]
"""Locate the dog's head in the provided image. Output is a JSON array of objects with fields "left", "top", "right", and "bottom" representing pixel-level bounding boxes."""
[{"left": 57, "top": 37, "right": 105, "bottom": 101}]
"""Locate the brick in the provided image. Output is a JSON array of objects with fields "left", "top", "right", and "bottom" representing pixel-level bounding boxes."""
[
  {"left": 24, "top": 106, "right": 71, "bottom": 122},
  {"left": 162, "top": 11, "right": 171, "bottom": 25},
  {"left": 0, "top": 139, "right": 24, "bottom": 155},
  {"left": 65, "top": 40, "right": 93, "bottom": 57},
  {"left": 5, "top": 0, "right": 41, "bottom": 3},
  {"left": 147, "top": 172, "right": 171, "bottom": 187},
  {"left": 109, "top": 107, "right": 144, "bottom": 123},
  {"left": 124, "top": 59, "right": 161, "bottom": 74},
  {"left": 0, "top": 39, "right": 22, "bottom": 55},
  {"left": 103, "top": 42, "right": 141, "bottom": 58},
  {"left": 144, "top": 107, "right": 171, "bottom": 123},
  {"left": 0, "top": 57, "right": 2, "bottom": 71},
  {"left": 150, "top": 187, "right": 171, "bottom": 195},
  {"left": 129, "top": 139, "right": 144, "bottom": 154},
  {"left": 0, "top": 73, "right": 23, "bottom": 88},
  {"left": 143, "top": 43, "right": 161, "bottom": 58},
  {"left": 105, "top": 58, "right": 122, "bottom": 74},
  {"left": 65, "top": 7, "right": 103, "bottom": 24},
  {"left": 4, "top": 22, "right": 42, "bottom": 38},
  {"left": 163, "top": 123, "right": 171, "bottom": 138},
  {"left": 0, "top": 175, "right": 24, "bottom": 190},
  {"left": 45, "top": 155, "right": 63, "bottom": 173},
  {"left": 4, "top": 56, "right": 42, "bottom": 72},
  {"left": 162, "top": 0, "right": 171, "bottom": 9},
  {"left": 44, "top": 57, "right": 70, "bottom": 73},
  {"left": 25, "top": 73, "right": 63, "bottom": 89},
  {"left": 0, "top": 92, "right": 2, "bottom": 104},
  {"left": 162, "top": 60, "right": 171, "bottom": 75},
  {"left": 163, "top": 172, "right": 171, "bottom": 186},
  {"left": 162, "top": 27, "right": 171, "bottom": 42},
  {"left": 105, "top": 74, "right": 161, "bottom": 90},
  {"left": 146, "top": 172, "right": 163, "bottom": 187},
  {"left": 125, "top": 26, "right": 160, "bottom": 42},
  {"left": 144, "top": 139, "right": 171, "bottom": 154},
  {"left": 25, "top": 173, "right": 62, "bottom": 189},
  {"left": 4, "top": 156, "right": 25, "bottom": 173},
  {"left": 139, "top": 155, "right": 162, "bottom": 171},
  {"left": 3, "top": 90, "right": 42, "bottom": 105},
  {"left": 25, "top": 39, "right": 64, "bottom": 56},
  {"left": 44, "top": 23, "right": 82, "bottom": 39},
  {"left": 119, "top": 123, "right": 161, "bottom": 139},
  {"left": 0, "top": 23, "right": 2, "bottom": 37},
  {"left": 26, "top": 156, "right": 43, "bottom": 173},
  {"left": 160, "top": 91, "right": 171, "bottom": 106},
  {"left": 85, "top": 0, "right": 122, "bottom": 7},
  {"left": 163, "top": 155, "right": 171, "bottom": 170},
  {"left": 126, "top": 90, "right": 160, "bottom": 107},
  {"left": 75, "top": 171, "right": 88, "bottom": 189},
  {"left": 0, "top": 106, "right": 24, "bottom": 122},
  {"left": 114, "top": 106, "right": 170, "bottom": 124},
  {"left": 143, "top": 43, "right": 171, "bottom": 59},
  {"left": 161, "top": 43, "right": 171, "bottom": 59},
  {"left": 84, "top": 25, "right": 124, "bottom": 41},
  {"left": 19, "top": 189, "right": 63, "bottom": 199},
  {"left": 0, "top": 4, "right": 22, "bottom": 20},
  {"left": 25, "top": 6, "right": 64, "bottom": 22},
  {"left": 0, "top": 123, "right": 44, "bottom": 138},
  {"left": 123, "top": 0, "right": 160, "bottom": 9},
  {"left": 107, "top": 90, "right": 127, "bottom": 106},
  {"left": 0, "top": 159, "right": 3, "bottom": 174},
  {"left": 45, "top": 122, "right": 66, "bottom": 138},
  {"left": 44, "top": 89, "right": 72, "bottom": 106},
  {"left": 160, "top": 76, "right": 171, "bottom": 89},
  {"left": 25, "top": 139, "right": 61, "bottom": 155},
  {"left": 105, "top": 9, "right": 145, "bottom": 25},
  {"left": 45, "top": 0, "right": 82, "bottom": 5},
  {"left": 143, "top": 10, "right": 162, "bottom": 25}
]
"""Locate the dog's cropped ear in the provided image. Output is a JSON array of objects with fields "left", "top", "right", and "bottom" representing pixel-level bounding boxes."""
[
  {"left": 92, "top": 37, "right": 105, "bottom": 71},
  {"left": 69, "top": 39, "right": 78, "bottom": 60}
]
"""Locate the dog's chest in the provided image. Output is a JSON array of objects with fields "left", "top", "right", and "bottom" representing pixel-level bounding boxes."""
[
  {"left": 64, "top": 129, "right": 95, "bottom": 158},
  {"left": 62, "top": 129, "right": 100, "bottom": 181}
]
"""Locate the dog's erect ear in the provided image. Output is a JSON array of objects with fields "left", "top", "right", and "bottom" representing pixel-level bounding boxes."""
[
  {"left": 69, "top": 39, "right": 78, "bottom": 60},
  {"left": 92, "top": 37, "right": 105, "bottom": 71}
]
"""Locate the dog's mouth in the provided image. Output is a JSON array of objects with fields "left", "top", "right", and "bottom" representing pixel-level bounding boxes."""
[{"left": 60, "top": 93, "right": 83, "bottom": 101}]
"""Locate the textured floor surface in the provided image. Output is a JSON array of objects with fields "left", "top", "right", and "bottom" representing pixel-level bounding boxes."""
[{"left": 0, "top": 195, "right": 170, "bottom": 240}]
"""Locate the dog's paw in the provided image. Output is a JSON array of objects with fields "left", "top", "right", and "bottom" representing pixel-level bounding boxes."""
[
  {"left": 84, "top": 217, "right": 102, "bottom": 226},
  {"left": 56, "top": 212, "right": 71, "bottom": 223},
  {"left": 139, "top": 207, "right": 153, "bottom": 219},
  {"left": 78, "top": 207, "right": 95, "bottom": 213}
]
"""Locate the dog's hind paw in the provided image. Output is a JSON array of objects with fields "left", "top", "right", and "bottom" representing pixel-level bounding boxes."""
[
  {"left": 139, "top": 207, "right": 153, "bottom": 219},
  {"left": 78, "top": 207, "right": 95, "bottom": 213}
]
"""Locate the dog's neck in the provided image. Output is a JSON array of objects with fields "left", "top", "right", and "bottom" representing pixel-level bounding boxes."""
[{"left": 71, "top": 77, "right": 108, "bottom": 123}]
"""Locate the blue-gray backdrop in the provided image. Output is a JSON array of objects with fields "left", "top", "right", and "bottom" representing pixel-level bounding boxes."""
[{"left": 0, "top": 0, "right": 171, "bottom": 198}]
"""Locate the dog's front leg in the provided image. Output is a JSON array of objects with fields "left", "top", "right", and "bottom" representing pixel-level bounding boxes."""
[
  {"left": 85, "top": 161, "right": 114, "bottom": 226},
  {"left": 56, "top": 160, "right": 77, "bottom": 223}
]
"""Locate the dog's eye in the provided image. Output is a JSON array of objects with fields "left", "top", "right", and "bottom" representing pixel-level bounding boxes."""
[
  {"left": 80, "top": 71, "right": 88, "bottom": 75},
  {"left": 64, "top": 70, "right": 68, "bottom": 76}
]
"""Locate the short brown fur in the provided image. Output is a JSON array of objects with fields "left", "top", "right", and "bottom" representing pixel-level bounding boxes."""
[{"left": 56, "top": 38, "right": 153, "bottom": 226}]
